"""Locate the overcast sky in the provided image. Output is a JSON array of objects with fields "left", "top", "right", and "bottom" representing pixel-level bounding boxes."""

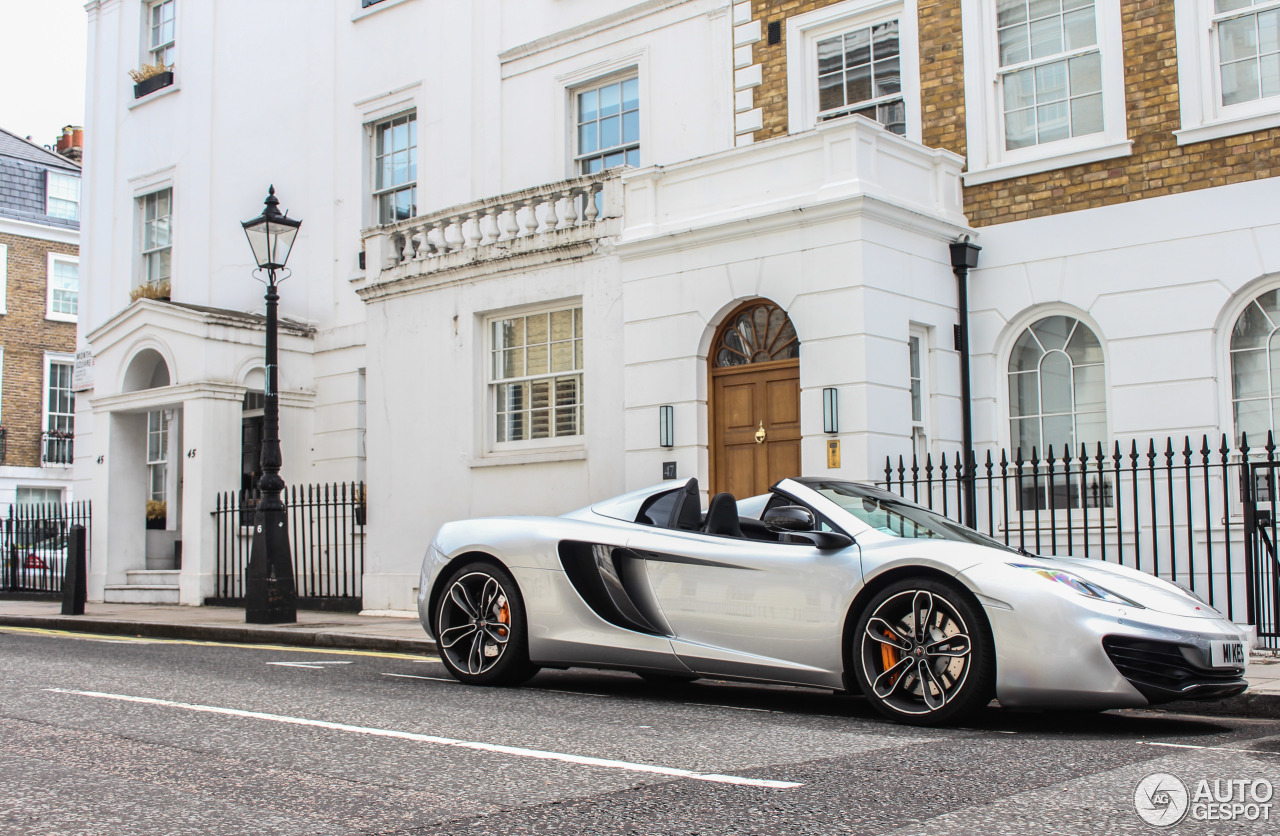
[{"left": 0, "top": 0, "right": 88, "bottom": 147}]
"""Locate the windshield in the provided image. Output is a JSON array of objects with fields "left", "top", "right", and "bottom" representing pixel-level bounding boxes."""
[{"left": 805, "top": 480, "right": 1014, "bottom": 551}]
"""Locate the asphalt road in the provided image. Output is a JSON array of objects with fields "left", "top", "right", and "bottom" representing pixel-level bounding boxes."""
[{"left": 2, "top": 626, "right": 1279, "bottom": 836}]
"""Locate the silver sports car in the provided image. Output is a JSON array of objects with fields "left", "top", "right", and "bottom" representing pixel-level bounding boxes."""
[{"left": 417, "top": 477, "right": 1249, "bottom": 725}]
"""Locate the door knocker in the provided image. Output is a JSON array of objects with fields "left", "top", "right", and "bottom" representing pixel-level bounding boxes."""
[{"left": 755, "top": 421, "right": 767, "bottom": 444}]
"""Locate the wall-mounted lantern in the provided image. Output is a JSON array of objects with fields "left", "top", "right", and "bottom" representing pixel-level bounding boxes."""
[
  {"left": 659, "top": 405, "right": 674, "bottom": 448},
  {"left": 823, "top": 388, "right": 839, "bottom": 435}
]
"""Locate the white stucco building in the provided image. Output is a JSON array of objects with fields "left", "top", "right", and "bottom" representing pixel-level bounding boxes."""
[{"left": 77, "top": 0, "right": 1280, "bottom": 618}]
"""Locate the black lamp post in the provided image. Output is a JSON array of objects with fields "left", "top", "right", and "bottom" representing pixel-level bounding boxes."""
[
  {"left": 242, "top": 186, "right": 302, "bottom": 624},
  {"left": 949, "top": 235, "right": 981, "bottom": 530}
]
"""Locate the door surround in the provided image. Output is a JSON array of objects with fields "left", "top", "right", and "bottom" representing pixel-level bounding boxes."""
[{"left": 708, "top": 299, "right": 801, "bottom": 496}]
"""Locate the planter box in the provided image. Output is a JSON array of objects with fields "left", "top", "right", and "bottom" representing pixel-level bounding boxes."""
[{"left": 133, "top": 70, "right": 174, "bottom": 99}]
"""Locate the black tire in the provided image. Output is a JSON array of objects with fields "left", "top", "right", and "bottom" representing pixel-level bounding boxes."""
[
  {"left": 435, "top": 560, "right": 539, "bottom": 686},
  {"left": 851, "top": 577, "right": 994, "bottom": 726}
]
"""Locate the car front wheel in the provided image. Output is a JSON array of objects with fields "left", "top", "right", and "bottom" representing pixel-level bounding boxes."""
[
  {"left": 435, "top": 561, "right": 538, "bottom": 686},
  {"left": 852, "top": 578, "right": 994, "bottom": 725}
]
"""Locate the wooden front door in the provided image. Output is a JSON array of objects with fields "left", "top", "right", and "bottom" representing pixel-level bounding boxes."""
[{"left": 710, "top": 301, "right": 801, "bottom": 497}]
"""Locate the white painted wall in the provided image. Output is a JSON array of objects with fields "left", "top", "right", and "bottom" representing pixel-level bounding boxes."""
[{"left": 968, "top": 176, "right": 1280, "bottom": 455}]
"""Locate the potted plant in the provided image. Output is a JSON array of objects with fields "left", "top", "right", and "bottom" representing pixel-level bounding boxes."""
[
  {"left": 129, "top": 279, "right": 171, "bottom": 303},
  {"left": 239, "top": 493, "right": 259, "bottom": 527},
  {"left": 129, "top": 63, "right": 174, "bottom": 99},
  {"left": 146, "top": 500, "right": 166, "bottom": 530},
  {"left": 353, "top": 485, "right": 366, "bottom": 526}
]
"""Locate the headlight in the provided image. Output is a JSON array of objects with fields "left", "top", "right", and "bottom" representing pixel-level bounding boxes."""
[{"left": 1009, "top": 563, "right": 1144, "bottom": 607}]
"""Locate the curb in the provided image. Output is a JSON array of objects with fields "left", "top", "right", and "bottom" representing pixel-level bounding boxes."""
[
  {"left": 0, "top": 614, "right": 438, "bottom": 655},
  {"left": 1159, "top": 692, "right": 1280, "bottom": 721}
]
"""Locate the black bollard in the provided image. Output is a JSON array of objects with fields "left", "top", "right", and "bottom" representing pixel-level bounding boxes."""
[{"left": 61, "top": 524, "right": 86, "bottom": 615}]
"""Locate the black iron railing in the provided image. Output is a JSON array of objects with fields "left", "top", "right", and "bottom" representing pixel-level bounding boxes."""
[
  {"left": 40, "top": 431, "right": 73, "bottom": 466},
  {"left": 211, "top": 481, "right": 365, "bottom": 609},
  {"left": 1, "top": 500, "right": 91, "bottom": 595},
  {"left": 881, "top": 434, "right": 1280, "bottom": 648}
]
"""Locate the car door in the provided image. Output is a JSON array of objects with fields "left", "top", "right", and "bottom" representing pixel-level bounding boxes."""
[{"left": 625, "top": 506, "right": 861, "bottom": 689}]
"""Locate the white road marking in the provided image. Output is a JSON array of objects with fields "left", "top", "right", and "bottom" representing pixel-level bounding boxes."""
[
  {"left": 381, "top": 673, "right": 458, "bottom": 683},
  {"left": 1138, "top": 741, "right": 1280, "bottom": 757},
  {"left": 47, "top": 689, "right": 803, "bottom": 789},
  {"left": 685, "top": 702, "right": 780, "bottom": 714},
  {"left": 267, "top": 661, "right": 354, "bottom": 670},
  {"left": 538, "top": 688, "right": 610, "bottom": 698}
]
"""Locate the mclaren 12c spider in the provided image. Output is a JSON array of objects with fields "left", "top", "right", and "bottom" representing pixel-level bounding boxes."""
[{"left": 417, "top": 477, "right": 1249, "bottom": 724}]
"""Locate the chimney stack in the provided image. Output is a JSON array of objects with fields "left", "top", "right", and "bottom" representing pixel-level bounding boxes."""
[{"left": 56, "top": 125, "right": 84, "bottom": 164}]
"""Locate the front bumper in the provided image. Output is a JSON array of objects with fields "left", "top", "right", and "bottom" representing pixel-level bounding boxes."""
[
  {"left": 1101, "top": 635, "right": 1247, "bottom": 703},
  {"left": 958, "top": 562, "right": 1248, "bottom": 710}
]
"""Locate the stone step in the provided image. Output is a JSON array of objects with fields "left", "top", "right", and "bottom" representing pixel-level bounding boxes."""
[
  {"left": 125, "top": 569, "right": 180, "bottom": 585},
  {"left": 104, "top": 584, "right": 180, "bottom": 605}
]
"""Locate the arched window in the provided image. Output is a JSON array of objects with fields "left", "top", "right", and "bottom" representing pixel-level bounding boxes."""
[
  {"left": 1230, "top": 289, "right": 1280, "bottom": 444},
  {"left": 1008, "top": 315, "right": 1107, "bottom": 457},
  {"left": 713, "top": 302, "right": 800, "bottom": 367}
]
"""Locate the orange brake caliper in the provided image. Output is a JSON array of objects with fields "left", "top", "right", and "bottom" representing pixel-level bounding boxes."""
[
  {"left": 496, "top": 598, "right": 510, "bottom": 638},
  {"left": 880, "top": 631, "right": 900, "bottom": 684}
]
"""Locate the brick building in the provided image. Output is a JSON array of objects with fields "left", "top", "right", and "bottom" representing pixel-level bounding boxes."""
[
  {"left": 0, "top": 127, "right": 81, "bottom": 508},
  {"left": 80, "top": 0, "right": 1279, "bottom": 614}
]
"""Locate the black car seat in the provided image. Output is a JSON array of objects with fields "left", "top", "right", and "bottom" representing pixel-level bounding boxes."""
[
  {"left": 703, "top": 492, "right": 744, "bottom": 538},
  {"left": 667, "top": 477, "right": 704, "bottom": 531}
]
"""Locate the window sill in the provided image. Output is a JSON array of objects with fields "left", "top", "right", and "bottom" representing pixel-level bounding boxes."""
[
  {"left": 963, "top": 139, "right": 1133, "bottom": 186},
  {"left": 470, "top": 447, "right": 587, "bottom": 469},
  {"left": 45, "top": 313, "right": 77, "bottom": 324},
  {"left": 351, "top": 0, "right": 419, "bottom": 22},
  {"left": 1175, "top": 110, "right": 1280, "bottom": 146},
  {"left": 128, "top": 81, "right": 180, "bottom": 110}
]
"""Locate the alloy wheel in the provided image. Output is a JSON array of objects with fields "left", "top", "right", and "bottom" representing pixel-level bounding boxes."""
[
  {"left": 860, "top": 588, "right": 973, "bottom": 716},
  {"left": 438, "top": 571, "right": 512, "bottom": 676}
]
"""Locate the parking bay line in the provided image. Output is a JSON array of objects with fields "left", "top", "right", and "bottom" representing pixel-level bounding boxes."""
[
  {"left": 46, "top": 688, "right": 803, "bottom": 789},
  {"left": 1138, "top": 741, "right": 1280, "bottom": 757}
]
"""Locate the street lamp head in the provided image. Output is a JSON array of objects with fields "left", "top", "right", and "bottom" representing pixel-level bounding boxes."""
[{"left": 242, "top": 185, "right": 302, "bottom": 272}]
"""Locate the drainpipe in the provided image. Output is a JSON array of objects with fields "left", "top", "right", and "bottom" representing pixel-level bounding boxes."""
[{"left": 949, "top": 236, "right": 981, "bottom": 529}]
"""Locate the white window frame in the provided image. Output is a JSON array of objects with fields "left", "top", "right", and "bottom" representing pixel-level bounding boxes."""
[
  {"left": 0, "top": 243, "right": 7, "bottom": 315},
  {"left": 555, "top": 51, "right": 647, "bottom": 178},
  {"left": 147, "top": 409, "right": 169, "bottom": 504},
  {"left": 145, "top": 0, "right": 176, "bottom": 68},
  {"left": 908, "top": 325, "right": 930, "bottom": 460},
  {"left": 138, "top": 187, "right": 173, "bottom": 290},
  {"left": 572, "top": 71, "right": 642, "bottom": 175},
  {"left": 46, "top": 172, "right": 80, "bottom": 221},
  {"left": 0, "top": 347, "right": 5, "bottom": 425},
  {"left": 786, "top": 0, "right": 922, "bottom": 143},
  {"left": 486, "top": 302, "right": 585, "bottom": 453},
  {"left": 961, "top": 0, "right": 1130, "bottom": 185},
  {"left": 1175, "top": 0, "right": 1280, "bottom": 144},
  {"left": 42, "top": 353, "right": 75, "bottom": 468},
  {"left": 16, "top": 487, "right": 63, "bottom": 507},
  {"left": 46, "top": 253, "right": 79, "bottom": 323},
  {"left": 371, "top": 111, "right": 417, "bottom": 225}
]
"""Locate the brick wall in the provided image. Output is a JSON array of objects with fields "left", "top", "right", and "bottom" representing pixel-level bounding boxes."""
[
  {"left": 747, "top": 0, "right": 1280, "bottom": 228},
  {"left": 0, "top": 232, "right": 78, "bottom": 468}
]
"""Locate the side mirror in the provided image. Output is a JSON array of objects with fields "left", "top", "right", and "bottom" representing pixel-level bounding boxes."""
[
  {"left": 763, "top": 505, "right": 814, "bottom": 532},
  {"left": 785, "top": 530, "right": 855, "bottom": 550}
]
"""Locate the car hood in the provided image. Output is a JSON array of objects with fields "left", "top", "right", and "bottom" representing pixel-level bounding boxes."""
[
  {"left": 865, "top": 538, "right": 1223, "bottom": 620},
  {"left": 1027, "top": 554, "right": 1226, "bottom": 619}
]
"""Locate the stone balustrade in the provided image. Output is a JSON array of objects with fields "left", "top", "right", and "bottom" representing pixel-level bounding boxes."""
[{"left": 366, "top": 171, "right": 621, "bottom": 277}]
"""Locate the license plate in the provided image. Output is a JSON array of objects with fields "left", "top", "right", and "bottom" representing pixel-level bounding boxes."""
[{"left": 1209, "top": 639, "right": 1245, "bottom": 668}]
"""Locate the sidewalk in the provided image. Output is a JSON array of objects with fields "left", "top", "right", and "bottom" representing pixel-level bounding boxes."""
[
  {"left": 0, "top": 599, "right": 436, "bottom": 654},
  {"left": 0, "top": 598, "right": 1275, "bottom": 718}
]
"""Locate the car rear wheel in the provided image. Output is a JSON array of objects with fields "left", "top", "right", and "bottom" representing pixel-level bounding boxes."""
[
  {"left": 435, "top": 561, "right": 539, "bottom": 686},
  {"left": 852, "top": 578, "right": 994, "bottom": 726}
]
